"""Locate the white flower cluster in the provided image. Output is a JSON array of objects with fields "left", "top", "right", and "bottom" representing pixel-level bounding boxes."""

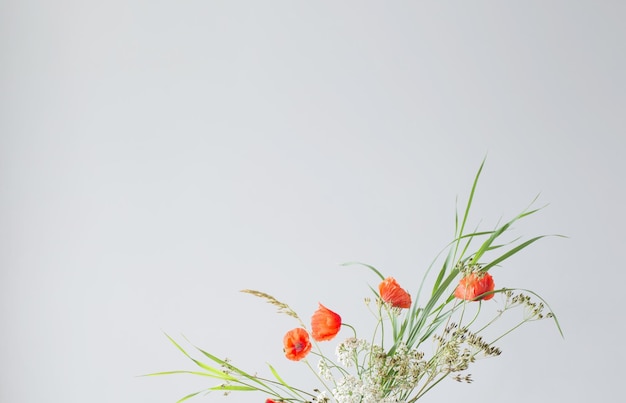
[
  {"left": 319, "top": 338, "right": 426, "bottom": 403},
  {"left": 335, "top": 337, "right": 369, "bottom": 367},
  {"left": 332, "top": 375, "right": 404, "bottom": 403},
  {"left": 371, "top": 342, "right": 426, "bottom": 391},
  {"left": 317, "top": 358, "right": 333, "bottom": 381}
]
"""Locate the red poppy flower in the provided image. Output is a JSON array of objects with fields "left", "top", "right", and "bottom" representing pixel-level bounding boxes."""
[
  {"left": 379, "top": 277, "right": 412, "bottom": 308},
  {"left": 454, "top": 272, "right": 495, "bottom": 301},
  {"left": 311, "top": 303, "right": 342, "bottom": 342},
  {"left": 266, "top": 399, "right": 279, "bottom": 403},
  {"left": 283, "top": 327, "right": 312, "bottom": 361}
]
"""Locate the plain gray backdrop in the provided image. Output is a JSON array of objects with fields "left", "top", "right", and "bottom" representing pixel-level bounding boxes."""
[{"left": 1, "top": 1, "right": 624, "bottom": 402}]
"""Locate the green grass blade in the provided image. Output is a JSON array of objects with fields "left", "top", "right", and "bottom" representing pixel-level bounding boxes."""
[
  {"left": 472, "top": 203, "right": 546, "bottom": 264},
  {"left": 457, "top": 158, "right": 485, "bottom": 245},
  {"left": 141, "top": 370, "right": 214, "bottom": 377},
  {"left": 268, "top": 364, "right": 288, "bottom": 386},
  {"left": 480, "top": 236, "right": 548, "bottom": 272},
  {"left": 209, "top": 385, "right": 257, "bottom": 391},
  {"left": 267, "top": 363, "right": 306, "bottom": 398},
  {"left": 176, "top": 389, "right": 208, "bottom": 403},
  {"left": 186, "top": 340, "right": 268, "bottom": 389},
  {"left": 341, "top": 261, "right": 385, "bottom": 280},
  {"left": 164, "top": 333, "right": 233, "bottom": 379}
]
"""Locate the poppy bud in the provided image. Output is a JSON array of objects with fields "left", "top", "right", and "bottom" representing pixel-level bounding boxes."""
[
  {"left": 311, "top": 303, "right": 342, "bottom": 341},
  {"left": 379, "top": 277, "right": 412, "bottom": 308},
  {"left": 454, "top": 272, "right": 495, "bottom": 301}
]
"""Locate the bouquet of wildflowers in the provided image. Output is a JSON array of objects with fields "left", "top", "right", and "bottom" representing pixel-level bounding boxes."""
[{"left": 149, "top": 163, "right": 562, "bottom": 403}]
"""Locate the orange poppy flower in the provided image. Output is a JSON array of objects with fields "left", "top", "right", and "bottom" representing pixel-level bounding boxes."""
[
  {"left": 283, "top": 327, "right": 312, "bottom": 361},
  {"left": 454, "top": 272, "right": 495, "bottom": 301},
  {"left": 311, "top": 303, "right": 342, "bottom": 342},
  {"left": 379, "top": 277, "right": 412, "bottom": 308}
]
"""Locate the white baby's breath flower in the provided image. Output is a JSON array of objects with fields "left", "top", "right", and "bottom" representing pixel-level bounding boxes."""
[
  {"left": 333, "top": 375, "right": 367, "bottom": 403},
  {"left": 317, "top": 358, "right": 333, "bottom": 381},
  {"left": 315, "top": 389, "right": 329, "bottom": 402},
  {"left": 335, "top": 337, "right": 368, "bottom": 367}
]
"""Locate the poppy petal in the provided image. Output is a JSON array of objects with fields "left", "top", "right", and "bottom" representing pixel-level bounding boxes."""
[
  {"left": 454, "top": 272, "right": 495, "bottom": 301},
  {"left": 282, "top": 328, "right": 312, "bottom": 361},
  {"left": 311, "top": 303, "right": 342, "bottom": 342},
  {"left": 379, "top": 277, "right": 412, "bottom": 308}
]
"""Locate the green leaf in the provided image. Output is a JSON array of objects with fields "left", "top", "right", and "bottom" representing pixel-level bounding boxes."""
[
  {"left": 176, "top": 389, "right": 208, "bottom": 403},
  {"left": 141, "top": 370, "right": 213, "bottom": 377},
  {"left": 472, "top": 201, "right": 546, "bottom": 264},
  {"left": 456, "top": 158, "right": 486, "bottom": 249},
  {"left": 209, "top": 385, "right": 257, "bottom": 391},
  {"left": 268, "top": 363, "right": 300, "bottom": 397},
  {"left": 341, "top": 261, "right": 385, "bottom": 280},
  {"left": 186, "top": 339, "right": 269, "bottom": 389},
  {"left": 480, "top": 236, "right": 548, "bottom": 272},
  {"left": 163, "top": 333, "right": 236, "bottom": 380}
]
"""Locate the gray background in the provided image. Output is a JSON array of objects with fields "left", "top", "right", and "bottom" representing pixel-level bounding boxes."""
[{"left": 2, "top": 1, "right": 624, "bottom": 402}]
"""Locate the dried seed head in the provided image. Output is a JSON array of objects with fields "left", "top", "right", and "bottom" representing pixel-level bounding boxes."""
[{"left": 240, "top": 289, "right": 301, "bottom": 320}]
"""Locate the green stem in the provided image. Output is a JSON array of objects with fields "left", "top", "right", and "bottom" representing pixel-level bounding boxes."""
[
  {"left": 413, "top": 371, "right": 450, "bottom": 401},
  {"left": 490, "top": 318, "right": 529, "bottom": 345},
  {"left": 342, "top": 323, "right": 357, "bottom": 338},
  {"left": 304, "top": 359, "right": 334, "bottom": 396}
]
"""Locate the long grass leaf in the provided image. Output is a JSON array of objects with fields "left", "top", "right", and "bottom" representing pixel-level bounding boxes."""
[
  {"left": 209, "top": 385, "right": 257, "bottom": 391},
  {"left": 176, "top": 389, "right": 207, "bottom": 403},
  {"left": 164, "top": 333, "right": 232, "bottom": 378},
  {"left": 480, "top": 236, "right": 548, "bottom": 272},
  {"left": 341, "top": 261, "right": 385, "bottom": 280},
  {"left": 142, "top": 370, "right": 214, "bottom": 377}
]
